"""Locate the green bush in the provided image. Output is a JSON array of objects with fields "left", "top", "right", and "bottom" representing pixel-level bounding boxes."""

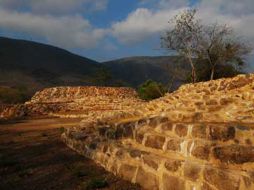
[
  {"left": 0, "top": 86, "right": 31, "bottom": 104},
  {"left": 137, "top": 80, "right": 166, "bottom": 101},
  {"left": 186, "top": 62, "right": 242, "bottom": 83}
]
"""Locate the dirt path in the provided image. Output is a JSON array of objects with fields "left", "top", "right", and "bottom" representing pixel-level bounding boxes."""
[{"left": 0, "top": 118, "right": 141, "bottom": 190}]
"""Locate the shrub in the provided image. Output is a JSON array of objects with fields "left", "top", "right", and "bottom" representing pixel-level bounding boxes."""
[
  {"left": 137, "top": 80, "right": 166, "bottom": 101},
  {"left": 0, "top": 86, "right": 31, "bottom": 104},
  {"left": 186, "top": 62, "right": 242, "bottom": 83}
]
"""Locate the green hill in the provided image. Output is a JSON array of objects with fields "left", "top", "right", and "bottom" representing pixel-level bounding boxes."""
[{"left": 0, "top": 37, "right": 189, "bottom": 103}]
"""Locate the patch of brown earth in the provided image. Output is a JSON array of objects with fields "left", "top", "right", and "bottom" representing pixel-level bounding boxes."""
[{"left": 0, "top": 118, "right": 141, "bottom": 190}]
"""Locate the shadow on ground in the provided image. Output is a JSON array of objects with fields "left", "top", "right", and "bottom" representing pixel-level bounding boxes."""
[{"left": 0, "top": 118, "right": 141, "bottom": 190}]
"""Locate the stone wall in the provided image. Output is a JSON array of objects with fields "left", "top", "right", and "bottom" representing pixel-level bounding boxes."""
[
  {"left": 29, "top": 86, "right": 138, "bottom": 103},
  {"left": 135, "top": 74, "right": 254, "bottom": 123},
  {"left": 0, "top": 104, "right": 27, "bottom": 119},
  {"left": 63, "top": 74, "right": 254, "bottom": 190},
  {"left": 63, "top": 118, "right": 254, "bottom": 190},
  {"left": 0, "top": 86, "right": 142, "bottom": 120}
]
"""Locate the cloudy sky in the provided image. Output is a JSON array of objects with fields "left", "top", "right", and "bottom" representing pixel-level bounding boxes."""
[{"left": 0, "top": 0, "right": 254, "bottom": 68}]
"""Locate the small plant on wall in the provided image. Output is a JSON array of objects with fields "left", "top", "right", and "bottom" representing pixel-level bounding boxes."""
[{"left": 137, "top": 80, "right": 166, "bottom": 101}]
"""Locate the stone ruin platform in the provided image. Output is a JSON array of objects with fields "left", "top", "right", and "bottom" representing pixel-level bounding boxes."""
[
  {"left": 1, "top": 74, "right": 254, "bottom": 190},
  {"left": 0, "top": 86, "right": 143, "bottom": 120},
  {"left": 62, "top": 74, "right": 254, "bottom": 190}
]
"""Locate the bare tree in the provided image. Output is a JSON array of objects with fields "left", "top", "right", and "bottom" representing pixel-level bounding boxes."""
[
  {"left": 161, "top": 9, "right": 202, "bottom": 83},
  {"left": 162, "top": 9, "right": 251, "bottom": 82},
  {"left": 198, "top": 23, "right": 251, "bottom": 80},
  {"left": 165, "top": 60, "right": 186, "bottom": 92}
]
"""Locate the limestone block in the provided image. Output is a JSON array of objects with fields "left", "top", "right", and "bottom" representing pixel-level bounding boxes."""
[
  {"left": 213, "top": 145, "right": 254, "bottom": 164},
  {"left": 208, "top": 125, "right": 235, "bottom": 141},
  {"left": 206, "top": 99, "right": 218, "bottom": 106},
  {"left": 183, "top": 161, "right": 202, "bottom": 182},
  {"left": 175, "top": 124, "right": 188, "bottom": 137},
  {"left": 167, "top": 139, "right": 182, "bottom": 152},
  {"left": 189, "top": 140, "right": 211, "bottom": 160},
  {"left": 142, "top": 154, "right": 160, "bottom": 170},
  {"left": 192, "top": 124, "right": 207, "bottom": 139},
  {"left": 201, "top": 182, "right": 216, "bottom": 190},
  {"left": 135, "top": 132, "right": 144, "bottom": 144},
  {"left": 145, "top": 135, "right": 166, "bottom": 149},
  {"left": 118, "top": 164, "right": 137, "bottom": 182},
  {"left": 242, "top": 175, "right": 254, "bottom": 190},
  {"left": 60, "top": 74, "right": 254, "bottom": 190},
  {"left": 136, "top": 167, "right": 159, "bottom": 190},
  {"left": 162, "top": 174, "right": 186, "bottom": 190},
  {"left": 164, "top": 159, "right": 183, "bottom": 172},
  {"left": 203, "top": 167, "right": 240, "bottom": 190},
  {"left": 129, "top": 149, "right": 143, "bottom": 158},
  {"left": 160, "top": 122, "right": 173, "bottom": 131}
]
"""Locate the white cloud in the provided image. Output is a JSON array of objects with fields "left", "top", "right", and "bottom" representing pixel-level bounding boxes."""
[
  {"left": 189, "top": 0, "right": 254, "bottom": 70},
  {"left": 111, "top": 8, "right": 186, "bottom": 44},
  {"left": 0, "top": 0, "right": 108, "bottom": 15},
  {"left": 158, "top": 0, "right": 189, "bottom": 9},
  {"left": 0, "top": 9, "right": 107, "bottom": 49},
  {"left": 111, "top": 0, "right": 189, "bottom": 44},
  {"left": 0, "top": 0, "right": 109, "bottom": 49},
  {"left": 139, "top": 0, "right": 188, "bottom": 9},
  {"left": 199, "top": 0, "right": 254, "bottom": 16},
  {"left": 111, "top": 0, "right": 254, "bottom": 48},
  {"left": 110, "top": 0, "right": 254, "bottom": 70},
  {"left": 0, "top": 0, "right": 254, "bottom": 65},
  {"left": 196, "top": 0, "right": 254, "bottom": 46}
]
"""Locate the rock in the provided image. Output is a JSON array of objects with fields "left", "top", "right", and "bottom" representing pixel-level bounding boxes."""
[
  {"left": 135, "top": 132, "right": 144, "bottom": 144},
  {"left": 167, "top": 139, "right": 181, "bottom": 151},
  {"left": 136, "top": 167, "right": 159, "bottom": 190},
  {"left": 209, "top": 125, "right": 235, "bottom": 141},
  {"left": 60, "top": 74, "right": 254, "bottom": 190},
  {"left": 118, "top": 164, "right": 137, "bottom": 182},
  {"left": 213, "top": 145, "right": 254, "bottom": 164},
  {"left": 175, "top": 124, "right": 188, "bottom": 137},
  {"left": 145, "top": 135, "right": 165, "bottom": 149},
  {"left": 190, "top": 141, "right": 211, "bottom": 160},
  {"left": 184, "top": 161, "right": 202, "bottom": 182},
  {"left": 203, "top": 167, "right": 240, "bottom": 190},
  {"left": 161, "top": 122, "right": 173, "bottom": 131},
  {"left": 143, "top": 155, "right": 160, "bottom": 170},
  {"left": 129, "top": 149, "right": 142, "bottom": 158},
  {"left": 192, "top": 124, "right": 207, "bottom": 138},
  {"left": 201, "top": 182, "right": 215, "bottom": 190},
  {"left": 164, "top": 160, "right": 183, "bottom": 172},
  {"left": 162, "top": 174, "right": 185, "bottom": 190}
]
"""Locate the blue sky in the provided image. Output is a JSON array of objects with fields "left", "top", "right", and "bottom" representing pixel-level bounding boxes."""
[{"left": 0, "top": 0, "right": 253, "bottom": 70}]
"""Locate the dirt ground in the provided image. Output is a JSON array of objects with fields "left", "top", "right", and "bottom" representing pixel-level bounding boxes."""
[{"left": 0, "top": 118, "right": 141, "bottom": 190}]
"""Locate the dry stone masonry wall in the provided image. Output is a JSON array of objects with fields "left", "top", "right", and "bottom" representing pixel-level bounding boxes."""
[
  {"left": 63, "top": 74, "right": 254, "bottom": 190},
  {"left": 1, "top": 74, "right": 253, "bottom": 189},
  {"left": 0, "top": 86, "right": 143, "bottom": 120}
]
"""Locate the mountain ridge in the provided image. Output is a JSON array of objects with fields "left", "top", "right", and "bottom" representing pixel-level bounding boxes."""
[{"left": 0, "top": 37, "right": 188, "bottom": 103}]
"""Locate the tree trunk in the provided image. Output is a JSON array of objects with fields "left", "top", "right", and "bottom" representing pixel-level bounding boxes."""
[
  {"left": 167, "top": 75, "right": 175, "bottom": 92},
  {"left": 210, "top": 66, "right": 215, "bottom": 80},
  {"left": 192, "top": 67, "right": 196, "bottom": 83},
  {"left": 188, "top": 56, "right": 196, "bottom": 83}
]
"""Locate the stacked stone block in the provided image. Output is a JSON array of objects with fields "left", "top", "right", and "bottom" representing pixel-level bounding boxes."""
[
  {"left": 0, "top": 86, "right": 143, "bottom": 120},
  {"left": 62, "top": 74, "right": 254, "bottom": 190},
  {"left": 63, "top": 115, "right": 254, "bottom": 190}
]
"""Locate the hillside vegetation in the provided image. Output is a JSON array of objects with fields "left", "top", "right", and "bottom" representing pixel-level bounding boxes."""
[{"left": 0, "top": 37, "right": 189, "bottom": 103}]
